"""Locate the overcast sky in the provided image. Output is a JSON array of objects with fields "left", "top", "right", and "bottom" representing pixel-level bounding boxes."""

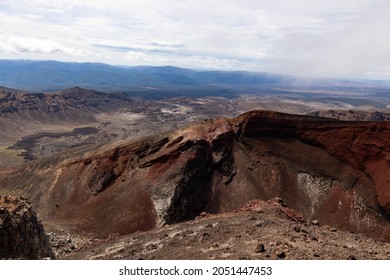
[{"left": 0, "top": 0, "right": 389, "bottom": 79}]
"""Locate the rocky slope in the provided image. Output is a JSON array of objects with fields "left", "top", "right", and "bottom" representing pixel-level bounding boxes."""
[
  {"left": 1, "top": 110, "right": 390, "bottom": 244},
  {"left": 67, "top": 199, "right": 390, "bottom": 260},
  {"left": 0, "top": 86, "right": 131, "bottom": 122},
  {"left": 0, "top": 86, "right": 239, "bottom": 168},
  {"left": 307, "top": 109, "right": 390, "bottom": 121},
  {"left": 0, "top": 86, "right": 138, "bottom": 167},
  {"left": 0, "top": 196, "right": 55, "bottom": 259}
]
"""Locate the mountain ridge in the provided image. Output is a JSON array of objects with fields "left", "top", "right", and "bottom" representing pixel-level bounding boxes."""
[{"left": 0, "top": 60, "right": 285, "bottom": 92}]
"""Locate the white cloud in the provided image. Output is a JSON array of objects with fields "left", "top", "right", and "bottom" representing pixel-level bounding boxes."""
[
  {"left": 268, "top": 0, "right": 390, "bottom": 78},
  {"left": 124, "top": 50, "right": 255, "bottom": 70},
  {"left": 125, "top": 51, "right": 165, "bottom": 63},
  {"left": 0, "top": 36, "right": 82, "bottom": 56},
  {"left": 0, "top": 0, "right": 389, "bottom": 78}
]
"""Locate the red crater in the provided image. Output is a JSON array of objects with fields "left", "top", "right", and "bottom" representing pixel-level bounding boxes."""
[{"left": 1, "top": 110, "right": 390, "bottom": 241}]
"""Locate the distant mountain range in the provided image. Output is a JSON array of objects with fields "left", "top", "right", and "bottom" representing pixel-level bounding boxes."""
[
  {"left": 0, "top": 60, "right": 287, "bottom": 92},
  {"left": 1, "top": 60, "right": 389, "bottom": 99}
]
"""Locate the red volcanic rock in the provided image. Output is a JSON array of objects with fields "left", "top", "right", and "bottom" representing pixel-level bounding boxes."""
[{"left": 1, "top": 110, "right": 390, "bottom": 242}]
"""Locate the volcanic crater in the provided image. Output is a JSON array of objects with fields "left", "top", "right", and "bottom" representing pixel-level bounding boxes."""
[{"left": 1, "top": 110, "right": 390, "bottom": 248}]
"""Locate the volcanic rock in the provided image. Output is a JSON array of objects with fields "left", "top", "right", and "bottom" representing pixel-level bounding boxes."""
[
  {"left": 0, "top": 86, "right": 131, "bottom": 120},
  {"left": 65, "top": 198, "right": 390, "bottom": 260},
  {"left": 255, "top": 243, "right": 266, "bottom": 253},
  {"left": 0, "top": 196, "right": 55, "bottom": 259},
  {"left": 1, "top": 110, "right": 390, "bottom": 242},
  {"left": 307, "top": 110, "right": 390, "bottom": 121},
  {"left": 311, "top": 220, "right": 320, "bottom": 226},
  {"left": 277, "top": 251, "right": 286, "bottom": 259}
]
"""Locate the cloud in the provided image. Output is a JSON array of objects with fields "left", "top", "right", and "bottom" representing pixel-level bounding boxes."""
[
  {"left": 125, "top": 51, "right": 162, "bottom": 63},
  {"left": 0, "top": 0, "right": 389, "bottom": 78},
  {"left": 269, "top": 0, "right": 390, "bottom": 78},
  {"left": 123, "top": 50, "right": 257, "bottom": 70},
  {"left": 0, "top": 36, "right": 82, "bottom": 56}
]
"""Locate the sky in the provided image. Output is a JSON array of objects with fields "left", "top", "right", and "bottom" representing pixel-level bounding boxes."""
[{"left": 0, "top": 0, "right": 389, "bottom": 79}]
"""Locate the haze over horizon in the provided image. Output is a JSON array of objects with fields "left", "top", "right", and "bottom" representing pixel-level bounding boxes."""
[{"left": 0, "top": 0, "right": 389, "bottom": 80}]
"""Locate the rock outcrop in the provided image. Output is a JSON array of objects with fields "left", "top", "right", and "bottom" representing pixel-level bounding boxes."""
[
  {"left": 0, "top": 86, "right": 131, "bottom": 121},
  {"left": 307, "top": 110, "right": 390, "bottom": 121},
  {"left": 0, "top": 196, "right": 55, "bottom": 259},
  {"left": 1, "top": 110, "right": 390, "bottom": 241}
]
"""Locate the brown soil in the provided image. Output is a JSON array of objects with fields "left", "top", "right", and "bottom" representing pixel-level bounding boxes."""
[{"left": 66, "top": 199, "right": 390, "bottom": 260}]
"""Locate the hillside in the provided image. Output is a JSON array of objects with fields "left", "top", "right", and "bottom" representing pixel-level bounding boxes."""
[
  {"left": 307, "top": 110, "right": 390, "bottom": 121},
  {"left": 1, "top": 110, "right": 390, "bottom": 248},
  {"left": 67, "top": 199, "right": 390, "bottom": 260}
]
